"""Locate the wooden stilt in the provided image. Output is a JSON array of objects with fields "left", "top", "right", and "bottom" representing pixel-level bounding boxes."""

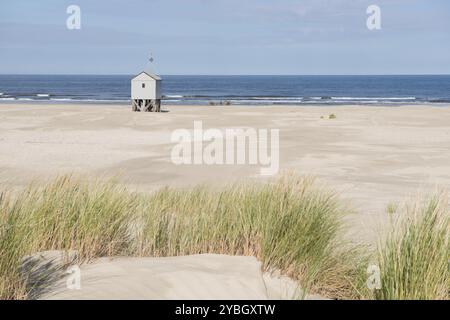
[
  {"left": 131, "top": 99, "right": 162, "bottom": 112},
  {"left": 131, "top": 99, "right": 138, "bottom": 111}
]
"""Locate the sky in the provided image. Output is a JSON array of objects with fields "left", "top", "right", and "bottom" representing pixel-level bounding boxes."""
[{"left": 0, "top": 0, "right": 449, "bottom": 75}]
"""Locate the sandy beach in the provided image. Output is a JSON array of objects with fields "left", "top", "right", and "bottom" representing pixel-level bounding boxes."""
[
  {"left": 2, "top": 0, "right": 449, "bottom": 304},
  {"left": 1, "top": 103, "right": 449, "bottom": 300},
  {"left": 1, "top": 103, "right": 450, "bottom": 239}
]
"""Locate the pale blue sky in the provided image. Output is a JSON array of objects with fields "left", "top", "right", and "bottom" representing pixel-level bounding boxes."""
[{"left": 1, "top": 0, "right": 449, "bottom": 75}]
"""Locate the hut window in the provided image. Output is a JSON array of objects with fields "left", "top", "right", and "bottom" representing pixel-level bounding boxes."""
[{"left": 142, "top": 83, "right": 145, "bottom": 88}]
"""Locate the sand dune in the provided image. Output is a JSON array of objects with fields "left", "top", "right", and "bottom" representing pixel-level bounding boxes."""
[{"left": 23, "top": 251, "right": 313, "bottom": 300}]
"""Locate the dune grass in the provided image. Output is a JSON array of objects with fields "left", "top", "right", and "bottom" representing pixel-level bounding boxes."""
[
  {"left": 133, "top": 177, "right": 365, "bottom": 299},
  {"left": 0, "top": 175, "right": 364, "bottom": 299},
  {"left": 0, "top": 177, "right": 138, "bottom": 299},
  {"left": 374, "top": 194, "right": 449, "bottom": 300},
  {"left": 0, "top": 176, "right": 448, "bottom": 300}
]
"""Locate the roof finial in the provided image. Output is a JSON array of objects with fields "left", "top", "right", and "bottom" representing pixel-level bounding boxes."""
[{"left": 145, "top": 52, "right": 159, "bottom": 76}]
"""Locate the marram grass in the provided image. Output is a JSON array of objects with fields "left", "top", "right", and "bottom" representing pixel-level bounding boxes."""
[
  {"left": 0, "top": 176, "right": 448, "bottom": 300},
  {"left": 0, "top": 175, "right": 363, "bottom": 299},
  {"left": 132, "top": 177, "right": 366, "bottom": 299},
  {"left": 0, "top": 176, "right": 138, "bottom": 299},
  {"left": 375, "top": 194, "right": 449, "bottom": 300}
]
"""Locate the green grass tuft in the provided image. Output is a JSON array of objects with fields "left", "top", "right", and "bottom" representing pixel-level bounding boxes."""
[{"left": 375, "top": 194, "right": 449, "bottom": 300}]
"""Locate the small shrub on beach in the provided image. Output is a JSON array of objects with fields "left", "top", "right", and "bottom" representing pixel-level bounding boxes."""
[
  {"left": 386, "top": 202, "right": 398, "bottom": 215},
  {"left": 329, "top": 114, "right": 336, "bottom": 119}
]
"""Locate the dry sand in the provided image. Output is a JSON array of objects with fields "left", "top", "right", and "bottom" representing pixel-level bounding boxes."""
[
  {"left": 25, "top": 251, "right": 309, "bottom": 300},
  {"left": 1, "top": 103, "right": 450, "bottom": 236},
  {"left": 2, "top": 103, "right": 450, "bottom": 299}
]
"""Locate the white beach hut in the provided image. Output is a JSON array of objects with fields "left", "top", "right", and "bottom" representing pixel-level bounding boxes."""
[{"left": 131, "top": 71, "right": 162, "bottom": 112}]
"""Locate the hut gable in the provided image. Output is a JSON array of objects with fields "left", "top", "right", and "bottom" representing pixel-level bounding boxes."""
[{"left": 132, "top": 71, "right": 161, "bottom": 81}]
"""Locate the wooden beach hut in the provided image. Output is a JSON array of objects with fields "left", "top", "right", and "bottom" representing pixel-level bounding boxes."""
[{"left": 131, "top": 71, "right": 162, "bottom": 112}]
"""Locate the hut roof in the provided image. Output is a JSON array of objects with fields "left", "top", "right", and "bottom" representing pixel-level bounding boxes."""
[{"left": 132, "top": 71, "right": 161, "bottom": 81}]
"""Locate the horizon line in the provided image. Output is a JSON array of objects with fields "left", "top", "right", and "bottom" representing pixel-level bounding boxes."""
[{"left": 1, "top": 73, "right": 450, "bottom": 77}]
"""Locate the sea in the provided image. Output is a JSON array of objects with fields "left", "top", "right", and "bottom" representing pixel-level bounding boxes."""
[{"left": 1, "top": 75, "right": 450, "bottom": 106}]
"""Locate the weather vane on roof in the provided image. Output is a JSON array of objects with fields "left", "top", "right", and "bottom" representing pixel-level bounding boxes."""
[{"left": 146, "top": 52, "right": 158, "bottom": 75}]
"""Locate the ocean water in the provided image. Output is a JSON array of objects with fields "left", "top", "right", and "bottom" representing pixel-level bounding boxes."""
[{"left": 0, "top": 75, "right": 450, "bottom": 105}]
